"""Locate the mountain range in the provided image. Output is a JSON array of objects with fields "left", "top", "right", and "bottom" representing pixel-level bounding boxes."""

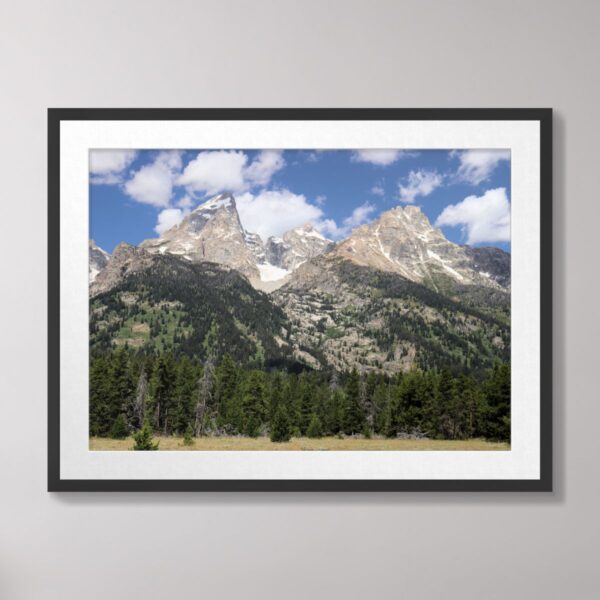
[{"left": 90, "top": 193, "right": 510, "bottom": 375}]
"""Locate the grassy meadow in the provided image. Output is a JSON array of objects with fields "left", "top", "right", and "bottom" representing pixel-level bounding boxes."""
[{"left": 90, "top": 436, "right": 510, "bottom": 451}]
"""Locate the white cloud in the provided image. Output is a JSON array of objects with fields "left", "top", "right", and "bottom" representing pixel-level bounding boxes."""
[
  {"left": 177, "top": 150, "right": 285, "bottom": 196},
  {"left": 244, "top": 150, "right": 285, "bottom": 187},
  {"left": 435, "top": 187, "right": 511, "bottom": 245},
  {"left": 351, "top": 150, "right": 417, "bottom": 166},
  {"left": 452, "top": 149, "right": 510, "bottom": 185},
  {"left": 398, "top": 170, "right": 443, "bottom": 203},
  {"left": 124, "top": 151, "right": 183, "bottom": 208},
  {"left": 236, "top": 189, "right": 324, "bottom": 241},
  {"left": 317, "top": 202, "right": 376, "bottom": 239},
  {"left": 178, "top": 150, "right": 247, "bottom": 195},
  {"left": 90, "top": 150, "right": 137, "bottom": 184},
  {"left": 315, "top": 194, "right": 327, "bottom": 206},
  {"left": 371, "top": 185, "right": 385, "bottom": 196},
  {"left": 175, "top": 195, "right": 193, "bottom": 209},
  {"left": 154, "top": 207, "right": 189, "bottom": 235}
]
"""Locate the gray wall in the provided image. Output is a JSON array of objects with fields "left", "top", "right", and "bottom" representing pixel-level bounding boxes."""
[{"left": 1, "top": 1, "right": 597, "bottom": 598}]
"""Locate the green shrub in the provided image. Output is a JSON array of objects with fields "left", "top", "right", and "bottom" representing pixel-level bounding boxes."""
[
  {"left": 110, "top": 414, "right": 129, "bottom": 440},
  {"left": 132, "top": 419, "right": 159, "bottom": 451}
]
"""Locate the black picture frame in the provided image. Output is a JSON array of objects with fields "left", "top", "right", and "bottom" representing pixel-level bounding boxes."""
[{"left": 48, "top": 108, "right": 552, "bottom": 492}]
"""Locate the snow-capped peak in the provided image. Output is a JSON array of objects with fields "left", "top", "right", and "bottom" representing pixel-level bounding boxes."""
[
  {"left": 293, "top": 223, "right": 329, "bottom": 241},
  {"left": 193, "top": 192, "right": 235, "bottom": 213}
]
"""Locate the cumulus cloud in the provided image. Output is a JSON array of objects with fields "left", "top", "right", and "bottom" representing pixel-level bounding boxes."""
[
  {"left": 452, "top": 149, "right": 510, "bottom": 185},
  {"left": 177, "top": 150, "right": 247, "bottom": 195},
  {"left": 175, "top": 195, "right": 194, "bottom": 209},
  {"left": 154, "top": 207, "right": 189, "bottom": 235},
  {"left": 315, "top": 194, "right": 327, "bottom": 206},
  {"left": 351, "top": 150, "right": 417, "bottom": 166},
  {"left": 177, "top": 150, "right": 285, "bottom": 196},
  {"left": 89, "top": 150, "right": 137, "bottom": 184},
  {"left": 124, "top": 151, "right": 183, "bottom": 207},
  {"left": 244, "top": 150, "right": 285, "bottom": 187},
  {"left": 236, "top": 189, "right": 324, "bottom": 241},
  {"left": 435, "top": 187, "right": 511, "bottom": 245},
  {"left": 398, "top": 170, "right": 443, "bottom": 203},
  {"left": 371, "top": 185, "right": 385, "bottom": 196},
  {"left": 318, "top": 202, "right": 376, "bottom": 239}
]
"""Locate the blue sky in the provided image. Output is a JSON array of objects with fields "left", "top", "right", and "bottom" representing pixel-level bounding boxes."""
[{"left": 90, "top": 148, "right": 511, "bottom": 254}]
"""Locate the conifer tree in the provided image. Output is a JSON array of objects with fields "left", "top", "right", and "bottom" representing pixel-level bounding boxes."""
[
  {"left": 183, "top": 423, "right": 194, "bottom": 446},
  {"left": 298, "top": 374, "right": 314, "bottom": 435},
  {"left": 148, "top": 356, "right": 176, "bottom": 434},
  {"left": 173, "top": 357, "right": 197, "bottom": 434},
  {"left": 132, "top": 419, "right": 159, "bottom": 451},
  {"left": 214, "top": 354, "right": 239, "bottom": 429},
  {"left": 110, "top": 413, "right": 129, "bottom": 440},
  {"left": 270, "top": 403, "right": 291, "bottom": 442},
  {"left": 343, "top": 369, "right": 365, "bottom": 435},
  {"left": 483, "top": 362, "right": 511, "bottom": 441},
  {"left": 108, "top": 348, "right": 134, "bottom": 435},
  {"left": 241, "top": 370, "right": 267, "bottom": 436},
  {"left": 90, "top": 355, "right": 110, "bottom": 436},
  {"left": 306, "top": 413, "right": 323, "bottom": 438}
]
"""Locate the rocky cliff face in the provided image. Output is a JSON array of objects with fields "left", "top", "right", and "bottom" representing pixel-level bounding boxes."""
[
  {"left": 90, "top": 242, "right": 156, "bottom": 296},
  {"left": 89, "top": 240, "right": 110, "bottom": 283},
  {"left": 137, "top": 194, "right": 334, "bottom": 290},
  {"left": 331, "top": 205, "right": 509, "bottom": 291},
  {"left": 140, "top": 193, "right": 261, "bottom": 282},
  {"left": 266, "top": 224, "right": 334, "bottom": 271}
]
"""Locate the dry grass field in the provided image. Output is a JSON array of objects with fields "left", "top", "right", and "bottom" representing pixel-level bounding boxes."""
[{"left": 90, "top": 436, "right": 510, "bottom": 451}]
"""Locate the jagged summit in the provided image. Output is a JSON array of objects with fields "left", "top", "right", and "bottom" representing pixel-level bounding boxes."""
[
  {"left": 328, "top": 204, "right": 509, "bottom": 290},
  {"left": 92, "top": 195, "right": 509, "bottom": 297},
  {"left": 192, "top": 192, "right": 236, "bottom": 213},
  {"left": 89, "top": 239, "right": 110, "bottom": 283}
]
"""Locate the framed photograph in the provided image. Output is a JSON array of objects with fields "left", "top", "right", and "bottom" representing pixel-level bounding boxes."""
[{"left": 48, "top": 108, "right": 552, "bottom": 491}]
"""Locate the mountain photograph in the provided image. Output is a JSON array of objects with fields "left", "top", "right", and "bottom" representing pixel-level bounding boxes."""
[{"left": 89, "top": 148, "right": 511, "bottom": 450}]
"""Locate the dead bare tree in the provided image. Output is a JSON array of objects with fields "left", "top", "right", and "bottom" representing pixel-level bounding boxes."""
[
  {"left": 195, "top": 357, "right": 215, "bottom": 436},
  {"left": 132, "top": 367, "right": 148, "bottom": 429}
]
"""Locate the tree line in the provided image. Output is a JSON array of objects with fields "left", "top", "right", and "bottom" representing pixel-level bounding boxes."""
[{"left": 90, "top": 349, "right": 510, "bottom": 444}]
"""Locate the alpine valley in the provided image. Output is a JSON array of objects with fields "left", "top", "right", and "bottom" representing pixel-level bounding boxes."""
[{"left": 90, "top": 193, "right": 510, "bottom": 378}]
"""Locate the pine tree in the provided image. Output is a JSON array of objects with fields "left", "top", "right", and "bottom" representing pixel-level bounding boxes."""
[
  {"left": 483, "top": 362, "right": 511, "bottom": 441},
  {"left": 132, "top": 419, "right": 159, "bottom": 451},
  {"left": 107, "top": 349, "right": 134, "bottom": 435},
  {"left": 270, "top": 403, "right": 291, "bottom": 442},
  {"left": 173, "top": 357, "right": 197, "bottom": 434},
  {"left": 214, "top": 354, "right": 240, "bottom": 430},
  {"left": 241, "top": 370, "right": 267, "bottom": 436},
  {"left": 437, "top": 368, "right": 457, "bottom": 439},
  {"left": 110, "top": 413, "right": 129, "bottom": 439},
  {"left": 183, "top": 423, "right": 194, "bottom": 446},
  {"left": 90, "top": 355, "right": 110, "bottom": 436},
  {"left": 372, "top": 382, "right": 390, "bottom": 435},
  {"left": 306, "top": 413, "right": 323, "bottom": 438},
  {"left": 148, "top": 356, "right": 176, "bottom": 434},
  {"left": 298, "top": 374, "right": 315, "bottom": 435},
  {"left": 343, "top": 369, "right": 365, "bottom": 435}
]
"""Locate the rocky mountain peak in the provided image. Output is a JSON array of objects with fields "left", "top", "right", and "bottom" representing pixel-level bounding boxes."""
[
  {"left": 90, "top": 243, "right": 155, "bottom": 296},
  {"left": 139, "top": 192, "right": 260, "bottom": 282},
  {"left": 330, "top": 205, "right": 508, "bottom": 290},
  {"left": 89, "top": 240, "right": 110, "bottom": 283},
  {"left": 191, "top": 192, "right": 236, "bottom": 214}
]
